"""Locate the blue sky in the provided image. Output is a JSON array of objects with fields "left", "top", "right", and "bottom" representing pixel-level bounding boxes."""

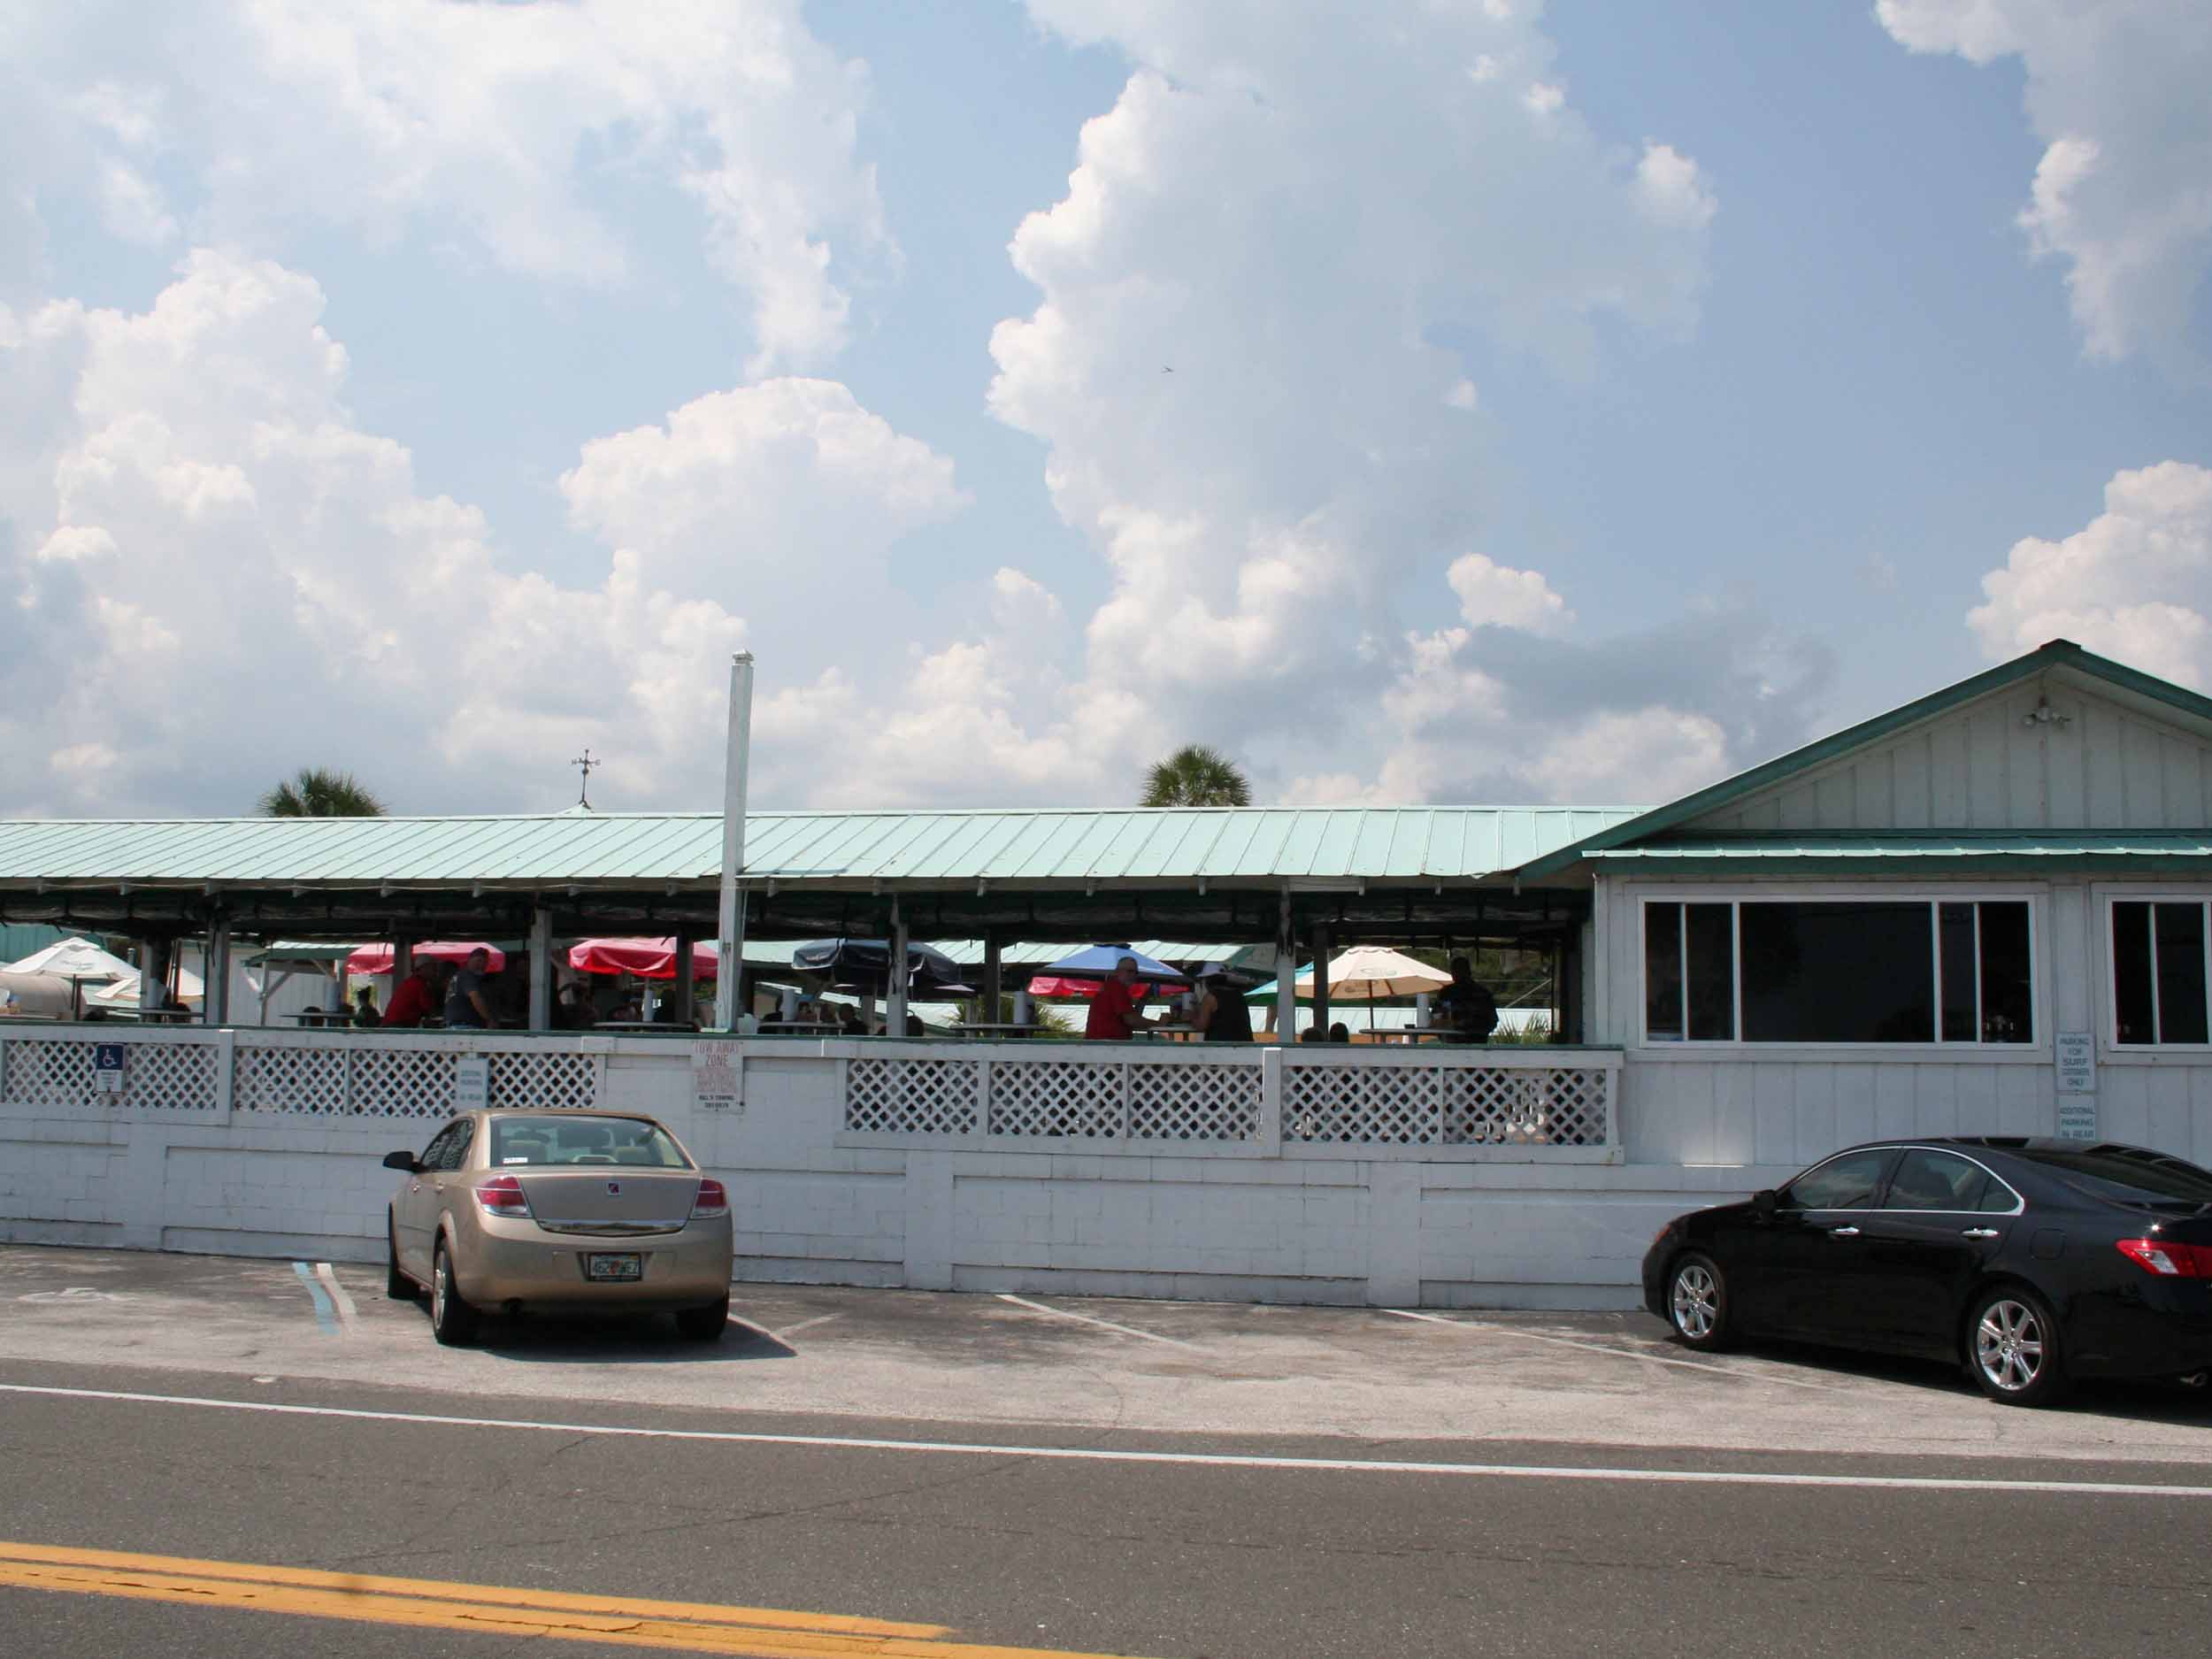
[{"left": 2, "top": 1, "right": 2208, "bottom": 818}]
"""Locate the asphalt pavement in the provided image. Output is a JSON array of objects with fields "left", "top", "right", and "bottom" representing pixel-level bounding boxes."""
[{"left": 4, "top": 1244, "right": 2210, "bottom": 1657}]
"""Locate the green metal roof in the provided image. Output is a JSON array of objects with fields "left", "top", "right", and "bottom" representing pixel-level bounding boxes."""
[
  {"left": 0, "top": 805, "right": 1644, "bottom": 891},
  {"left": 1513, "top": 640, "right": 2212, "bottom": 879}
]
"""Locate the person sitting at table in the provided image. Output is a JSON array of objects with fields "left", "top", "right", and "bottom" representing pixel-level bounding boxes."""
[
  {"left": 444, "top": 948, "right": 498, "bottom": 1029},
  {"left": 351, "top": 987, "right": 380, "bottom": 1026},
  {"left": 1328, "top": 1021, "right": 1351, "bottom": 1043},
  {"left": 1193, "top": 967, "right": 1254, "bottom": 1043},
  {"left": 381, "top": 959, "right": 439, "bottom": 1028},
  {"left": 1085, "top": 956, "right": 1155, "bottom": 1041},
  {"left": 1435, "top": 956, "right": 1499, "bottom": 1044}
]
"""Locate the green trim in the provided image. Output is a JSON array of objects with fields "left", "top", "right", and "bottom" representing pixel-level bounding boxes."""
[{"left": 1516, "top": 641, "right": 2212, "bottom": 879}]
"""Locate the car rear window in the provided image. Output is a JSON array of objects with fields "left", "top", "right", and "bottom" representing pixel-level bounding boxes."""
[
  {"left": 490, "top": 1117, "right": 691, "bottom": 1169},
  {"left": 2005, "top": 1145, "right": 2212, "bottom": 1207}
]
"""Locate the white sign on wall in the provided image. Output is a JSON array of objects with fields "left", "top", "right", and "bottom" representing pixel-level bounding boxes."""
[
  {"left": 453, "top": 1056, "right": 491, "bottom": 1114},
  {"left": 92, "top": 1043, "right": 127, "bottom": 1094},
  {"left": 2054, "top": 1032, "right": 2094, "bottom": 1094},
  {"left": 2056, "top": 1098, "right": 2099, "bottom": 1141},
  {"left": 693, "top": 1043, "right": 742, "bottom": 1113}
]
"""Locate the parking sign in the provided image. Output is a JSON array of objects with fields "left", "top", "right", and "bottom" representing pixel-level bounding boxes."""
[{"left": 93, "top": 1043, "right": 127, "bottom": 1094}]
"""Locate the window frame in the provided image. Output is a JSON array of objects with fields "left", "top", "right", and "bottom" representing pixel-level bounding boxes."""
[
  {"left": 2100, "top": 889, "right": 2212, "bottom": 1056},
  {"left": 1778, "top": 1147, "right": 1902, "bottom": 1212},
  {"left": 1633, "top": 885, "right": 2047, "bottom": 1055}
]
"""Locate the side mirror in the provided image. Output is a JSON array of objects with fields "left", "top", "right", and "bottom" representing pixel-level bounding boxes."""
[
  {"left": 1752, "top": 1187, "right": 1778, "bottom": 1216},
  {"left": 382, "top": 1150, "right": 420, "bottom": 1172}
]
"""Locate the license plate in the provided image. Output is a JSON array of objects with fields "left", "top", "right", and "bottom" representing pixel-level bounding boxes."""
[{"left": 584, "top": 1253, "right": 641, "bottom": 1281}]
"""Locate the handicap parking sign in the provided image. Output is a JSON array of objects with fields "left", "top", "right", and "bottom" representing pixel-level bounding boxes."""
[{"left": 93, "top": 1043, "right": 127, "bottom": 1093}]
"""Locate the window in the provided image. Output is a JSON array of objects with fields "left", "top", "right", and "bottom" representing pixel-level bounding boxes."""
[
  {"left": 490, "top": 1115, "right": 691, "bottom": 1168},
  {"left": 1784, "top": 1148, "right": 1894, "bottom": 1210},
  {"left": 1641, "top": 898, "right": 2034, "bottom": 1045},
  {"left": 1881, "top": 1148, "right": 2016, "bottom": 1213},
  {"left": 2003, "top": 1143, "right": 2212, "bottom": 1206},
  {"left": 419, "top": 1122, "right": 465, "bottom": 1170},
  {"left": 2112, "top": 900, "right": 2211, "bottom": 1045}
]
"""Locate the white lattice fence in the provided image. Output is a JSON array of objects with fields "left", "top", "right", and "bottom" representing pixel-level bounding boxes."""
[
  {"left": 230, "top": 1041, "right": 603, "bottom": 1118},
  {"left": 234, "top": 1044, "right": 349, "bottom": 1115},
  {"left": 1444, "top": 1066, "right": 1609, "bottom": 1146},
  {"left": 1284, "top": 1062, "right": 1444, "bottom": 1145},
  {"left": 988, "top": 1058, "right": 1125, "bottom": 1139},
  {"left": 488, "top": 1050, "right": 599, "bottom": 1112},
  {"left": 0, "top": 1036, "right": 222, "bottom": 1112},
  {"left": 846, "top": 1056, "right": 980, "bottom": 1134},
  {"left": 1129, "top": 1062, "right": 1261, "bottom": 1141}
]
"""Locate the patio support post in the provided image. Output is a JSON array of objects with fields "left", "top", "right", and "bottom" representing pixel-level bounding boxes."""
[
  {"left": 394, "top": 940, "right": 412, "bottom": 980},
  {"left": 203, "top": 921, "right": 231, "bottom": 1025},
  {"left": 673, "top": 926, "right": 695, "bottom": 1025},
  {"left": 887, "top": 902, "right": 909, "bottom": 1035},
  {"left": 1274, "top": 891, "right": 1296, "bottom": 1042},
  {"left": 1311, "top": 922, "right": 1332, "bottom": 1039},
  {"left": 138, "top": 938, "right": 170, "bottom": 1014},
  {"left": 527, "top": 909, "right": 552, "bottom": 1031},
  {"left": 983, "top": 933, "right": 1002, "bottom": 1021},
  {"left": 713, "top": 651, "right": 756, "bottom": 1032}
]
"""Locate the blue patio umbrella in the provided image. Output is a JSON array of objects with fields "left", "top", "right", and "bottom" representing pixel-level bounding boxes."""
[{"left": 1028, "top": 944, "right": 1189, "bottom": 1001}]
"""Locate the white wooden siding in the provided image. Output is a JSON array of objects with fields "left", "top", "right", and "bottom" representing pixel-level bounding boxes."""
[{"left": 1692, "top": 673, "right": 2212, "bottom": 833}]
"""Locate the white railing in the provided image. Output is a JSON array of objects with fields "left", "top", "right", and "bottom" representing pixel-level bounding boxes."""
[
  {"left": 835, "top": 1041, "right": 1624, "bottom": 1160},
  {"left": 0, "top": 1025, "right": 604, "bottom": 1119}
]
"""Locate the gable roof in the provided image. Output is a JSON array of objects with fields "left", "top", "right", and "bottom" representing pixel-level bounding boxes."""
[{"left": 1513, "top": 640, "right": 2212, "bottom": 879}]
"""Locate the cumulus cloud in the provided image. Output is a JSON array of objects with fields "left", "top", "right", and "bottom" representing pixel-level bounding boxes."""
[
  {"left": 0, "top": 250, "right": 967, "bottom": 816},
  {"left": 1967, "top": 461, "right": 2212, "bottom": 687},
  {"left": 1877, "top": 0, "right": 2212, "bottom": 363},
  {"left": 1, "top": 1, "right": 887, "bottom": 370}
]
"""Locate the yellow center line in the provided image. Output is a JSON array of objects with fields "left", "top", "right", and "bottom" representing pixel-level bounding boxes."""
[{"left": 0, "top": 1542, "right": 1157, "bottom": 1659}]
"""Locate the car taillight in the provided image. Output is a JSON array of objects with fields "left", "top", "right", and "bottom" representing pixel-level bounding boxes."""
[
  {"left": 692, "top": 1178, "right": 728, "bottom": 1219},
  {"left": 475, "top": 1174, "right": 531, "bottom": 1218},
  {"left": 2116, "top": 1237, "right": 2212, "bottom": 1277}
]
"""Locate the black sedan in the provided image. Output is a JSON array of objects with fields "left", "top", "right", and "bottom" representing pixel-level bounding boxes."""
[{"left": 1642, "top": 1137, "right": 2212, "bottom": 1406}]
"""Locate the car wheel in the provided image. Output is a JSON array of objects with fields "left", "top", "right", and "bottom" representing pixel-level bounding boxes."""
[
  {"left": 1666, "top": 1251, "right": 1732, "bottom": 1350},
  {"left": 386, "top": 1210, "right": 417, "bottom": 1302},
  {"left": 674, "top": 1296, "right": 729, "bottom": 1342},
  {"left": 1968, "top": 1286, "right": 2068, "bottom": 1407},
  {"left": 429, "top": 1239, "right": 478, "bottom": 1347}
]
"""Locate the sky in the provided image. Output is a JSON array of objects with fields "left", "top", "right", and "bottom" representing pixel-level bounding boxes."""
[{"left": 2, "top": 0, "right": 2208, "bottom": 820}]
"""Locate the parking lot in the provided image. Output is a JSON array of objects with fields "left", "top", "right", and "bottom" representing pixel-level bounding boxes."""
[{"left": 4, "top": 1243, "right": 2206, "bottom": 1467}]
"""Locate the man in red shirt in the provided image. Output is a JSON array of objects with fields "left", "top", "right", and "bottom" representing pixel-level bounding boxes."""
[
  {"left": 381, "top": 960, "right": 439, "bottom": 1027},
  {"left": 1085, "top": 956, "right": 1154, "bottom": 1041}
]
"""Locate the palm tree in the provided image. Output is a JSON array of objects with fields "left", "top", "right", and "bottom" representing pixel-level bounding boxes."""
[
  {"left": 257, "top": 767, "right": 388, "bottom": 818},
  {"left": 1141, "top": 744, "right": 1253, "bottom": 808}
]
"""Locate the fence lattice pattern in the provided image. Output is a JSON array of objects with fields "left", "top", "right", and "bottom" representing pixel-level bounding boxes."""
[
  {"left": 0, "top": 1037, "right": 223, "bottom": 1112},
  {"left": 987, "top": 1060, "right": 1124, "bottom": 1139},
  {"left": 1443, "top": 1066, "right": 1609, "bottom": 1147},
  {"left": 1129, "top": 1063, "right": 1260, "bottom": 1141},
  {"left": 846, "top": 1056, "right": 979, "bottom": 1135},
  {"left": 1285, "top": 1060, "right": 1610, "bottom": 1146},
  {"left": 233, "top": 1044, "right": 349, "bottom": 1115},
  {"left": 1285, "top": 1062, "right": 1443, "bottom": 1145}
]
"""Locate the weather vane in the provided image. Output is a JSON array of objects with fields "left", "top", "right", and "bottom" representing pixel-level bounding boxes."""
[{"left": 571, "top": 749, "right": 601, "bottom": 809}]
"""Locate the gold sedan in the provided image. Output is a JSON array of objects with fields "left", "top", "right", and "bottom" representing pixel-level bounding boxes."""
[{"left": 383, "top": 1110, "right": 733, "bottom": 1345}]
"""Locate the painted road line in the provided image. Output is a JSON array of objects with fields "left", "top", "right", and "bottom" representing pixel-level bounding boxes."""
[
  {"left": 995, "top": 1294, "right": 1201, "bottom": 1350},
  {"left": 0, "top": 1540, "right": 1145, "bottom": 1657},
  {"left": 290, "top": 1262, "right": 339, "bottom": 1336},
  {"left": 311, "top": 1263, "right": 358, "bottom": 1333},
  {"left": 770, "top": 1313, "right": 842, "bottom": 1341},
  {"left": 1381, "top": 1308, "right": 1839, "bottom": 1392},
  {"left": 6, "top": 1383, "right": 2212, "bottom": 1499}
]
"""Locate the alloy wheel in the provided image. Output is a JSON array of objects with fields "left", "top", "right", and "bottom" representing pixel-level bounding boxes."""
[
  {"left": 1975, "top": 1298, "right": 2044, "bottom": 1394},
  {"left": 1671, "top": 1263, "right": 1718, "bottom": 1340}
]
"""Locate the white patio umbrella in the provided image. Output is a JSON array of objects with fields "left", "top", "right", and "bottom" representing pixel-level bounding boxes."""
[
  {"left": 2, "top": 936, "right": 133, "bottom": 981},
  {"left": 87, "top": 964, "right": 206, "bottom": 1012},
  {"left": 1317, "top": 946, "right": 1453, "bottom": 1001}
]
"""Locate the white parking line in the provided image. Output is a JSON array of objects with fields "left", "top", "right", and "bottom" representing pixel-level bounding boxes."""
[
  {"left": 312, "top": 1264, "right": 358, "bottom": 1334},
  {"left": 995, "top": 1294, "right": 1201, "bottom": 1350},
  {"left": 768, "top": 1314, "right": 841, "bottom": 1342},
  {"left": 1381, "top": 1309, "right": 1839, "bottom": 1392},
  {"left": 4, "top": 1383, "right": 2208, "bottom": 1499}
]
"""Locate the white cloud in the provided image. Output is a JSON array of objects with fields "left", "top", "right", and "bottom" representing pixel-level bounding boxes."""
[
  {"left": 3, "top": 1, "right": 887, "bottom": 371},
  {"left": 0, "top": 250, "right": 972, "bottom": 816},
  {"left": 1446, "top": 553, "right": 1573, "bottom": 636},
  {"left": 1877, "top": 0, "right": 2212, "bottom": 363},
  {"left": 1966, "top": 460, "right": 2212, "bottom": 687}
]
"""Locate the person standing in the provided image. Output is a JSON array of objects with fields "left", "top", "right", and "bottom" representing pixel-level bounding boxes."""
[
  {"left": 351, "top": 987, "right": 381, "bottom": 1026},
  {"left": 444, "top": 948, "right": 498, "bottom": 1029},
  {"left": 1436, "top": 956, "right": 1499, "bottom": 1044},
  {"left": 1085, "top": 956, "right": 1155, "bottom": 1041},
  {"left": 1193, "top": 966, "right": 1254, "bottom": 1042},
  {"left": 381, "top": 959, "right": 439, "bottom": 1027}
]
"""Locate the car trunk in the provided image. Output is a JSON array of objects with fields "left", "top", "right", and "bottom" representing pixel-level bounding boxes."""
[{"left": 517, "top": 1169, "right": 702, "bottom": 1237}]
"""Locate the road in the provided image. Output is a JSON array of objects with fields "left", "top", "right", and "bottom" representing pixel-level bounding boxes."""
[{"left": 3, "top": 1246, "right": 2210, "bottom": 1657}]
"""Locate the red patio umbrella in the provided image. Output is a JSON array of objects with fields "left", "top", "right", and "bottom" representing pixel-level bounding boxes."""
[
  {"left": 346, "top": 941, "right": 507, "bottom": 975},
  {"left": 568, "top": 937, "right": 720, "bottom": 980}
]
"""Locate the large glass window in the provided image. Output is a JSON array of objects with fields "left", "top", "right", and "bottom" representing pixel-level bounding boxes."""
[
  {"left": 2112, "top": 900, "right": 2210, "bottom": 1046},
  {"left": 1641, "top": 898, "right": 2033, "bottom": 1045},
  {"left": 1881, "top": 1148, "right": 2013, "bottom": 1212}
]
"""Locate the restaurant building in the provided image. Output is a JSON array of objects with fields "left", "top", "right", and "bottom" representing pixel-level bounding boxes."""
[{"left": 3, "top": 639, "right": 2209, "bottom": 1308}]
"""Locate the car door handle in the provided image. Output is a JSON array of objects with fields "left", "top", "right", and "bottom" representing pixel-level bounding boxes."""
[
  {"left": 1829, "top": 1225, "right": 1861, "bottom": 1237},
  {"left": 1961, "top": 1226, "right": 2001, "bottom": 1239}
]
